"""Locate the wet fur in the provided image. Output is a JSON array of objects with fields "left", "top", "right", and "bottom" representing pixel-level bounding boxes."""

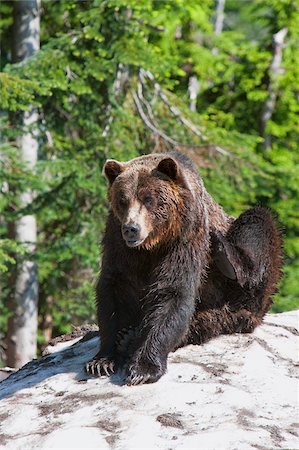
[{"left": 86, "top": 152, "right": 282, "bottom": 385}]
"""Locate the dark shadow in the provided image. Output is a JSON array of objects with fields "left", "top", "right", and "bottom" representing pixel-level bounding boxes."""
[{"left": 0, "top": 331, "right": 127, "bottom": 400}]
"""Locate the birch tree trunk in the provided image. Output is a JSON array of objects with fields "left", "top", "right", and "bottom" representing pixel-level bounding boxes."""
[
  {"left": 188, "top": 0, "right": 226, "bottom": 110},
  {"left": 188, "top": 76, "right": 200, "bottom": 112},
  {"left": 260, "top": 27, "right": 288, "bottom": 151},
  {"left": 6, "top": 0, "right": 40, "bottom": 368},
  {"left": 212, "top": 0, "right": 225, "bottom": 55},
  {"left": 214, "top": 0, "right": 225, "bottom": 36}
]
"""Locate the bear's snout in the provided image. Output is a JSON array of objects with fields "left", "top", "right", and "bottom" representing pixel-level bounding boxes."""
[{"left": 122, "top": 223, "right": 142, "bottom": 247}]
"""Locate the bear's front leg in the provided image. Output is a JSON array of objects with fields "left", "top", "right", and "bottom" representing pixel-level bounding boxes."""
[
  {"left": 85, "top": 274, "right": 118, "bottom": 377},
  {"left": 126, "top": 347, "right": 167, "bottom": 385},
  {"left": 125, "top": 286, "right": 195, "bottom": 386}
]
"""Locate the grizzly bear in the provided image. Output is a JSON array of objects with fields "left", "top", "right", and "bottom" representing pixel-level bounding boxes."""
[{"left": 85, "top": 151, "right": 282, "bottom": 385}]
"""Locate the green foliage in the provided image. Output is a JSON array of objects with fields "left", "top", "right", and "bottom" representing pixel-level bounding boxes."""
[
  {"left": 0, "top": 239, "right": 25, "bottom": 273},
  {"left": 0, "top": 0, "right": 298, "bottom": 354},
  {"left": 0, "top": 73, "right": 39, "bottom": 110}
]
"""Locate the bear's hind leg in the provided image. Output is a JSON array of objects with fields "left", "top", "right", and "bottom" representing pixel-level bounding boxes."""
[
  {"left": 212, "top": 206, "right": 282, "bottom": 316},
  {"left": 185, "top": 206, "right": 282, "bottom": 346},
  {"left": 186, "top": 306, "right": 262, "bottom": 345}
]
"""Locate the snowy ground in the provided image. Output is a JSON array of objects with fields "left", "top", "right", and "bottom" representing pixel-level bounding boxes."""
[{"left": 0, "top": 311, "right": 298, "bottom": 450}]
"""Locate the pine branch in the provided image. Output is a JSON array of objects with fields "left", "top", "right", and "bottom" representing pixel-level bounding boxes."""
[{"left": 6, "top": 173, "right": 75, "bottom": 220}]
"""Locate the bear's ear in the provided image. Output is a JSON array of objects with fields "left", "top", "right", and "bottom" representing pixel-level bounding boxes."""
[
  {"left": 156, "top": 157, "right": 186, "bottom": 186},
  {"left": 103, "top": 159, "right": 124, "bottom": 185}
]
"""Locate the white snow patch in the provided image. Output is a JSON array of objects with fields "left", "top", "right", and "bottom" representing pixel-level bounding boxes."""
[{"left": 0, "top": 312, "right": 298, "bottom": 450}]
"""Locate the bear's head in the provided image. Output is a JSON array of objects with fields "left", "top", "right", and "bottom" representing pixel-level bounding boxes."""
[{"left": 103, "top": 155, "right": 195, "bottom": 250}]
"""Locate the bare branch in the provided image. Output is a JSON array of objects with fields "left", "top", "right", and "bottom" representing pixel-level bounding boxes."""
[
  {"left": 140, "top": 69, "right": 206, "bottom": 140},
  {"left": 102, "top": 63, "right": 129, "bottom": 139},
  {"left": 137, "top": 72, "right": 160, "bottom": 127},
  {"left": 214, "top": 145, "right": 232, "bottom": 157},
  {"left": 45, "top": 130, "right": 54, "bottom": 147},
  {"left": 140, "top": 69, "right": 232, "bottom": 157},
  {"left": 133, "top": 18, "right": 165, "bottom": 32},
  {"left": 101, "top": 113, "right": 113, "bottom": 139},
  {"left": 131, "top": 89, "right": 179, "bottom": 147}
]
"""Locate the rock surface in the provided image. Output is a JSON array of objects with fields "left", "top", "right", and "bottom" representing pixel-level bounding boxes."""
[{"left": 0, "top": 311, "right": 298, "bottom": 450}]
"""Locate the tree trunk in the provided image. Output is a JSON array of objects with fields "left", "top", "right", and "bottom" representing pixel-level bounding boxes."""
[
  {"left": 188, "top": 76, "right": 200, "bottom": 112},
  {"left": 6, "top": 0, "right": 40, "bottom": 368},
  {"left": 212, "top": 0, "right": 225, "bottom": 55},
  {"left": 214, "top": 0, "right": 225, "bottom": 35},
  {"left": 260, "top": 28, "right": 288, "bottom": 151},
  {"left": 42, "top": 296, "right": 53, "bottom": 345}
]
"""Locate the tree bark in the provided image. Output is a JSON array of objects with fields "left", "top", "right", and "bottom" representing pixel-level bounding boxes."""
[
  {"left": 212, "top": 0, "right": 225, "bottom": 55},
  {"left": 189, "top": 0, "right": 226, "bottom": 109},
  {"left": 42, "top": 296, "right": 53, "bottom": 345},
  {"left": 6, "top": 0, "right": 40, "bottom": 368},
  {"left": 260, "top": 27, "right": 288, "bottom": 151},
  {"left": 188, "top": 76, "right": 200, "bottom": 112},
  {"left": 214, "top": 0, "right": 225, "bottom": 36}
]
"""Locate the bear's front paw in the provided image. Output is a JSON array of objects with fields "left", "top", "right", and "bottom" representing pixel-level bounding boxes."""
[
  {"left": 126, "top": 356, "right": 166, "bottom": 386},
  {"left": 85, "top": 356, "right": 115, "bottom": 377}
]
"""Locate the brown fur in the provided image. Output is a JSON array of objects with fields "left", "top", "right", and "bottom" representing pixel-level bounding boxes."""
[{"left": 85, "top": 151, "right": 283, "bottom": 385}]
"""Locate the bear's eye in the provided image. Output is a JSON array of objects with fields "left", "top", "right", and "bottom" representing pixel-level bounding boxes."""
[
  {"left": 118, "top": 196, "right": 129, "bottom": 209},
  {"left": 143, "top": 195, "right": 153, "bottom": 208}
]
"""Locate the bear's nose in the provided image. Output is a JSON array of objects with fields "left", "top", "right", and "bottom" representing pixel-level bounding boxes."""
[{"left": 122, "top": 223, "right": 141, "bottom": 240}]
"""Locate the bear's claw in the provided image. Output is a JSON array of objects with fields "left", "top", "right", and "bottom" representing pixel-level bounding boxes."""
[
  {"left": 85, "top": 357, "right": 115, "bottom": 377},
  {"left": 126, "top": 372, "right": 151, "bottom": 386},
  {"left": 125, "top": 358, "right": 165, "bottom": 386}
]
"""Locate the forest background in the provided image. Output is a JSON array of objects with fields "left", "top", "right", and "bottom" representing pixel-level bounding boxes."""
[{"left": 0, "top": 0, "right": 298, "bottom": 368}]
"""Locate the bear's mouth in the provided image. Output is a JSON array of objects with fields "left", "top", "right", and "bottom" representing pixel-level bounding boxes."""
[{"left": 125, "top": 238, "right": 144, "bottom": 248}]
